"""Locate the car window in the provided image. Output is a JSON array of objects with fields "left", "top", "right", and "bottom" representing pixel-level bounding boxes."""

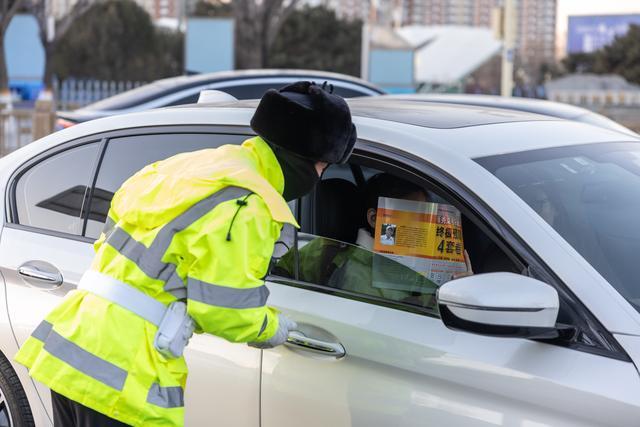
[
  {"left": 15, "top": 142, "right": 100, "bottom": 235},
  {"left": 219, "top": 83, "right": 375, "bottom": 100},
  {"left": 219, "top": 84, "right": 282, "bottom": 100},
  {"left": 273, "top": 161, "right": 520, "bottom": 314},
  {"left": 478, "top": 142, "right": 640, "bottom": 314},
  {"left": 84, "top": 133, "right": 247, "bottom": 239},
  {"left": 164, "top": 93, "right": 200, "bottom": 107},
  {"left": 331, "top": 85, "right": 374, "bottom": 98},
  {"left": 274, "top": 233, "right": 440, "bottom": 313}
]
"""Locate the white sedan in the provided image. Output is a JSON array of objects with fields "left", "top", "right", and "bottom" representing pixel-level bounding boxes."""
[{"left": 0, "top": 97, "right": 639, "bottom": 426}]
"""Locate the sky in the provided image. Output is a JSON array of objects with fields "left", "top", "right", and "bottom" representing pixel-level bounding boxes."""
[{"left": 556, "top": 0, "right": 640, "bottom": 55}]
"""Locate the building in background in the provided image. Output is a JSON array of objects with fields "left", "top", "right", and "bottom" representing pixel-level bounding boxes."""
[
  {"left": 397, "top": 25, "right": 501, "bottom": 92},
  {"left": 567, "top": 14, "right": 640, "bottom": 54},
  {"left": 366, "top": 26, "right": 415, "bottom": 92},
  {"left": 515, "top": 0, "right": 556, "bottom": 82},
  {"left": 321, "top": 0, "right": 401, "bottom": 26},
  {"left": 326, "top": 0, "right": 556, "bottom": 82},
  {"left": 51, "top": 0, "right": 178, "bottom": 21}
]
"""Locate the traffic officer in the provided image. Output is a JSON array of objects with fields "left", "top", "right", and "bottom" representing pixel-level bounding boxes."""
[{"left": 14, "top": 81, "right": 357, "bottom": 426}]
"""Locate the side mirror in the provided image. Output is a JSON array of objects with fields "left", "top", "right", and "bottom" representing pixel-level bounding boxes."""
[{"left": 436, "top": 272, "right": 560, "bottom": 339}]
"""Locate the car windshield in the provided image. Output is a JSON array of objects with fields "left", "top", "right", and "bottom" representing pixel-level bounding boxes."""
[{"left": 477, "top": 142, "right": 640, "bottom": 312}]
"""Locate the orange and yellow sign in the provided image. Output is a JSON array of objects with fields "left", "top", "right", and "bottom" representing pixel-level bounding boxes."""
[{"left": 372, "top": 197, "right": 466, "bottom": 286}]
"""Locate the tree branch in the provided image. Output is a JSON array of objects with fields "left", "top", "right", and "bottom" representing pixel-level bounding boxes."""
[
  {"left": 266, "top": 0, "right": 299, "bottom": 49},
  {"left": 1, "top": 0, "right": 26, "bottom": 31},
  {"left": 55, "top": 0, "right": 93, "bottom": 41}
]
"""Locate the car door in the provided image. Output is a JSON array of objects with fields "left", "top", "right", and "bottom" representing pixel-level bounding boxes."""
[
  {"left": 260, "top": 151, "right": 640, "bottom": 427},
  {"left": 0, "top": 127, "right": 262, "bottom": 426}
]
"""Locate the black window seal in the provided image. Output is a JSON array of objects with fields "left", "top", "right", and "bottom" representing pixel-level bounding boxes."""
[
  {"left": 81, "top": 138, "right": 108, "bottom": 237},
  {"left": 6, "top": 139, "right": 102, "bottom": 231},
  {"left": 269, "top": 137, "right": 629, "bottom": 362},
  {"left": 266, "top": 275, "right": 439, "bottom": 318},
  {"left": 348, "top": 139, "right": 628, "bottom": 361},
  {"left": 6, "top": 124, "right": 254, "bottom": 241},
  {"left": 3, "top": 223, "right": 95, "bottom": 243},
  {"left": 276, "top": 149, "right": 517, "bottom": 319}
]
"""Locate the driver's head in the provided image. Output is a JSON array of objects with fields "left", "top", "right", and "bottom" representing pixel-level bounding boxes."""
[
  {"left": 251, "top": 81, "right": 357, "bottom": 201},
  {"left": 363, "top": 174, "right": 427, "bottom": 232}
]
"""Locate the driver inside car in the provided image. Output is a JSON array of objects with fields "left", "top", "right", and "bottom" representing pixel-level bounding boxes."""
[{"left": 275, "top": 173, "right": 473, "bottom": 308}]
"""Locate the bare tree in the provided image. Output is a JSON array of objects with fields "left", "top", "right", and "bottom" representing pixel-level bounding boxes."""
[
  {"left": 26, "top": 0, "right": 95, "bottom": 90},
  {"left": 232, "top": 0, "right": 299, "bottom": 69},
  {"left": 0, "top": 0, "right": 26, "bottom": 91}
]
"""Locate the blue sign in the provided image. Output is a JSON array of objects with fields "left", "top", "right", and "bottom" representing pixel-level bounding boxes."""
[
  {"left": 568, "top": 14, "right": 640, "bottom": 54},
  {"left": 185, "top": 18, "right": 234, "bottom": 74},
  {"left": 369, "top": 49, "right": 414, "bottom": 87}
]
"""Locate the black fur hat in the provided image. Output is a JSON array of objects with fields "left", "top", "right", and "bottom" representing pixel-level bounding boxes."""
[{"left": 250, "top": 81, "right": 357, "bottom": 164}]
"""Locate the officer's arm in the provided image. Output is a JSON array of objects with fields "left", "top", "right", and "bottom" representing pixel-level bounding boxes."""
[{"left": 181, "top": 197, "right": 281, "bottom": 344}]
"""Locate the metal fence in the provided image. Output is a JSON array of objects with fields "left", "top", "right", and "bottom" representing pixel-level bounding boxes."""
[{"left": 53, "top": 78, "right": 145, "bottom": 111}]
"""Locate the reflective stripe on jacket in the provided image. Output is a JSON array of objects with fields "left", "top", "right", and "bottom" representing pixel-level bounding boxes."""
[{"left": 15, "top": 136, "right": 297, "bottom": 426}]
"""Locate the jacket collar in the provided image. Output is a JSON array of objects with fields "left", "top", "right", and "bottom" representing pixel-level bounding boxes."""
[
  {"left": 242, "top": 137, "right": 298, "bottom": 227},
  {"left": 243, "top": 136, "right": 285, "bottom": 195}
]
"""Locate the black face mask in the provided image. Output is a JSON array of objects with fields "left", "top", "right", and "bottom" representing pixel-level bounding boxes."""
[{"left": 271, "top": 146, "right": 320, "bottom": 202}]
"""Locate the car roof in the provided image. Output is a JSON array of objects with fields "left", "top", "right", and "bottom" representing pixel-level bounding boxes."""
[
  {"left": 38, "top": 99, "right": 638, "bottom": 165},
  {"left": 80, "top": 69, "right": 384, "bottom": 112},
  {"left": 190, "top": 97, "right": 555, "bottom": 129},
  {"left": 381, "top": 93, "right": 638, "bottom": 137}
]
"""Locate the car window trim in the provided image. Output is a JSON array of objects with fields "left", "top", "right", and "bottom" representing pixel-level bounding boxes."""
[
  {"left": 269, "top": 137, "right": 628, "bottom": 361},
  {"left": 6, "top": 125, "right": 254, "bottom": 241},
  {"left": 351, "top": 139, "right": 629, "bottom": 361},
  {"left": 81, "top": 127, "right": 255, "bottom": 240},
  {"left": 3, "top": 223, "right": 95, "bottom": 244},
  {"left": 266, "top": 274, "right": 438, "bottom": 318},
  {"left": 278, "top": 150, "right": 521, "bottom": 319},
  {"left": 7, "top": 139, "right": 102, "bottom": 230},
  {"left": 7, "top": 124, "right": 628, "bottom": 361},
  {"left": 81, "top": 138, "right": 108, "bottom": 236}
]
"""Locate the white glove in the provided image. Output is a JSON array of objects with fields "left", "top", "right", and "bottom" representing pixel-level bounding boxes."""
[{"left": 248, "top": 314, "right": 297, "bottom": 349}]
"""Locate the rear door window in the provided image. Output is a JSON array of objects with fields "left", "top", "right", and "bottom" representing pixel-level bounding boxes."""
[
  {"left": 14, "top": 142, "right": 101, "bottom": 235},
  {"left": 84, "top": 133, "right": 247, "bottom": 238}
]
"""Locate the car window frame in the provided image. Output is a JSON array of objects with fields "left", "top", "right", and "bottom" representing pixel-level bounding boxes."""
[
  {"left": 5, "top": 126, "right": 628, "bottom": 361},
  {"left": 6, "top": 125, "right": 254, "bottom": 244},
  {"left": 6, "top": 137, "right": 104, "bottom": 242},
  {"left": 268, "top": 138, "right": 629, "bottom": 362},
  {"left": 269, "top": 149, "right": 526, "bottom": 317}
]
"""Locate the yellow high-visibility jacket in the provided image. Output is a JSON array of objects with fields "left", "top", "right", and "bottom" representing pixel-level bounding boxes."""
[{"left": 15, "top": 136, "right": 298, "bottom": 426}]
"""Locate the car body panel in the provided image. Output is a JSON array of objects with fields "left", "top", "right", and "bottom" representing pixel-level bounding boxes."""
[
  {"left": 28, "top": 107, "right": 640, "bottom": 337},
  {"left": 2, "top": 101, "right": 640, "bottom": 425},
  {"left": 0, "top": 226, "right": 263, "bottom": 426},
  {"left": 349, "top": 116, "right": 640, "bottom": 337},
  {"left": 263, "top": 282, "right": 640, "bottom": 427},
  {"left": 0, "top": 131, "right": 262, "bottom": 426},
  {"left": 0, "top": 246, "right": 52, "bottom": 426}
]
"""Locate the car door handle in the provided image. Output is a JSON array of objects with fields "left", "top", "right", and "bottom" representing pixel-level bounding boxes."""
[
  {"left": 286, "top": 331, "right": 346, "bottom": 358},
  {"left": 18, "top": 263, "right": 63, "bottom": 288}
]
